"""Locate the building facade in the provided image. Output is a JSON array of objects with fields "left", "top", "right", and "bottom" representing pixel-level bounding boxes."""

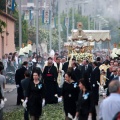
[{"left": 0, "top": 12, "right": 15, "bottom": 59}]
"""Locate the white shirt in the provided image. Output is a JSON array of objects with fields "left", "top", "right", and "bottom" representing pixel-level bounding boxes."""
[
  {"left": 99, "top": 93, "right": 120, "bottom": 120},
  {"left": 15, "top": 56, "right": 18, "bottom": 65},
  {"left": 73, "top": 67, "right": 76, "bottom": 71}
]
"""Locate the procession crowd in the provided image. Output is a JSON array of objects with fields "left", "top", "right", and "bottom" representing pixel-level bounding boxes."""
[{"left": 0, "top": 51, "right": 120, "bottom": 120}]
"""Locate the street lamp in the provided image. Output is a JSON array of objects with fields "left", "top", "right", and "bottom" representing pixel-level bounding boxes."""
[
  {"left": 58, "top": 0, "right": 61, "bottom": 53},
  {"left": 19, "top": 0, "right": 22, "bottom": 49},
  {"left": 36, "top": 0, "right": 39, "bottom": 55}
]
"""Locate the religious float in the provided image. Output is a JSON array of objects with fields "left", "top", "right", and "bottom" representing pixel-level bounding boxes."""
[{"left": 64, "top": 22, "right": 111, "bottom": 63}]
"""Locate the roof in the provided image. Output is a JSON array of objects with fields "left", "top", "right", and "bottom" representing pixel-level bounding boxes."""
[
  {"left": 83, "top": 30, "right": 111, "bottom": 42},
  {"left": 0, "top": 11, "right": 16, "bottom": 22}
]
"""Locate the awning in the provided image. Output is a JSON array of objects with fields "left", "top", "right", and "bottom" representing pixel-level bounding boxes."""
[{"left": 83, "top": 30, "right": 111, "bottom": 42}]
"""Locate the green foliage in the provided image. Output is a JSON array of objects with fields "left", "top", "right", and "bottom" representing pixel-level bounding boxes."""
[
  {"left": 28, "top": 27, "right": 59, "bottom": 51},
  {"left": 22, "top": 20, "right": 28, "bottom": 45},
  {"left": 4, "top": 103, "right": 65, "bottom": 120},
  {"left": 28, "top": 27, "right": 49, "bottom": 44},
  {"left": 12, "top": 9, "right": 28, "bottom": 47},
  {"left": 55, "top": 9, "right": 90, "bottom": 43},
  {"left": 0, "top": 19, "right": 7, "bottom": 33}
]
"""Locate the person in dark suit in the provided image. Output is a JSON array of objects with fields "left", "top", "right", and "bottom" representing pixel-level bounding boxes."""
[
  {"left": 81, "top": 60, "right": 92, "bottom": 80},
  {"left": 90, "top": 61, "right": 100, "bottom": 105},
  {"left": 62, "top": 60, "right": 69, "bottom": 74},
  {"left": 96, "top": 57, "right": 102, "bottom": 67},
  {"left": 21, "top": 70, "right": 31, "bottom": 120},
  {"left": 71, "top": 62, "right": 81, "bottom": 83},
  {"left": 105, "top": 67, "right": 118, "bottom": 96},
  {"left": 15, "top": 61, "right": 28, "bottom": 105},
  {"left": 104, "top": 66, "right": 113, "bottom": 88}
]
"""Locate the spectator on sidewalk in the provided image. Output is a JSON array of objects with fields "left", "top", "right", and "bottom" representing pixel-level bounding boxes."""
[{"left": 99, "top": 80, "right": 120, "bottom": 120}]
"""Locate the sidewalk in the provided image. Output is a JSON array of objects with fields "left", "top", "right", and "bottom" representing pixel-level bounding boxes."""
[{"left": 4, "top": 84, "right": 16, "bottom": 93}]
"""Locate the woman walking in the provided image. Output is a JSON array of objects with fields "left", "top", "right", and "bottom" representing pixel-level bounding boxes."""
[
  {"left": 75, "top": 79, "right": 96, "bottom": 120},
  {"left": 26, "top": 70, "right": 45, "bottom": 120},
  {"left": 62, "top": 72, "right": 79, "bottom": 120}
]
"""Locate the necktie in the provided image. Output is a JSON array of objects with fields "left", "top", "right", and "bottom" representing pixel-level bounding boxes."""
[{"left": 85, "top": 66, "right": 87, "bottom": 70}]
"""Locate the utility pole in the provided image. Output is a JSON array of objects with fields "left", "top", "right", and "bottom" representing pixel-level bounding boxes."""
[
  {"left": 19, "top": 0, "right": 22, "bottom": 49},
  {"left": 72, "top": 1, "right": 75, "bottom": 29},
  {"left": 66, "top": 0, "right": 69, "bottom": 41},
  {"left": 88, "top": 16, "right": 90, "bottom": 30},
  {"left": 58, "top": 0, "right": 61, "bottom": 53},
  {"left": 94, "top": 18, "right": 96, "bottom": 30},
  {"left": 49, "top": 0, "right": 52, "bottom": 51},
  {"left": 36, "top": 0, "right": 39, "bottom": 55}
]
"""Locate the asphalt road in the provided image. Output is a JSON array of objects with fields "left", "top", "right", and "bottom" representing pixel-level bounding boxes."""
[{"left": 4, "top": 88, "right": 22, "bottom": 112}]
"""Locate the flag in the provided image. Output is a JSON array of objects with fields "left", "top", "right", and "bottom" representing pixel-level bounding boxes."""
[
  {"left": 29, "top": 10, "right": 32, "bottom": 20},
  {"left": 11, "top": 0, "right": 15, "bottom": 11},
  {"left": 7, "top": 0, "right": 15, "bottom": 11},
  {"left": 42, "top": 10, "right": 50, "bottom": 24}
]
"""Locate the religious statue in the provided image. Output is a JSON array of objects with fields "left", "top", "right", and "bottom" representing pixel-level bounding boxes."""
[{"left": 72, "top": 22, "right": 88, "bottom": 41}]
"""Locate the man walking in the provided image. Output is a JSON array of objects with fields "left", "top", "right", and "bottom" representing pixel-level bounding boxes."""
[
  {"left": 15, "top": 61, "right": 28, "bottom": 105},
  {"left": 21, "top": 70, "right": 31, "bottom": 120}
]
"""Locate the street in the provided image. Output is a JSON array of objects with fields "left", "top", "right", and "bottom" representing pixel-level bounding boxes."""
[{"left": 4, "top": 85, "right": 21, "bottom": 112}]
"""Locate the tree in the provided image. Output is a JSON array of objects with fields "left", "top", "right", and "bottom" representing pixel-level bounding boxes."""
[
  {"left": 58, "top": 9, "right": 89, "bottom": 43},
  {"left": 0, "top": 19, "right": 6, "bottom": 33},
  {"left": 12, "top": 9, "right": 28, "bottom": 47},
  {"left": 28, "top": 27, "right": 59, "bottom": 51}
]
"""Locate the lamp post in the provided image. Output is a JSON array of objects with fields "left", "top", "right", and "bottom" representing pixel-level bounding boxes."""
[
  {"left": 58, "top": 0, "right": 61, "bottom": 53},
  {"left": 72, "top": 0, "right": 75, "bottom": 29},
  {"left": 49, "top": 0, "right": 52, "bottom": 51},
  {"left": 66, "top": 0, "right": 69, "bottom": 41},
  {"left": 19, "top": 0, "right": 22, "bottom": 49},
  {"left": 36, "top": 0, "right": 39, "bottom": 55}
]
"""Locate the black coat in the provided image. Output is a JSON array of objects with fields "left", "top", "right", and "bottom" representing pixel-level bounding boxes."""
[
  {"left": 21, "top": 78, "right": 30, "bottom": 97},
  {"left": 27, "top": 81, "right": 45, "bottom": 117},
  {"left": 81, "top": 65, "right": 92, "bottom": 79},
  {"left": 62, "top": 81, "right": 79, "bottom": 118},
  {"left": 76, "top": 90, "right": 96, "bottom": 120},
  {"left": 106, "top": 74, "right": 118, "bottom": 96},
  {"left": 90, "top": 67, "right": 100, "bottom": 105},
  {"left": 90, "top": 67, "right": 100, "bottom": 86},
  {"left": 71, "top": 68, "right": 81, "bottom": 83},
  {"left": 62, "top": 61, "right": 69, "bottom": 73},
  {"left": 42, "top": 65, "right": 58, "bottom": 104},
  {"left": 104, "top": 68, "right": 113, "bottom": 89},
  {"left": 97, "top": 62, "right": 102, "bottom": 67},
  {"left": 15, "top": 66, "right": 27, "bottom": 85}
]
